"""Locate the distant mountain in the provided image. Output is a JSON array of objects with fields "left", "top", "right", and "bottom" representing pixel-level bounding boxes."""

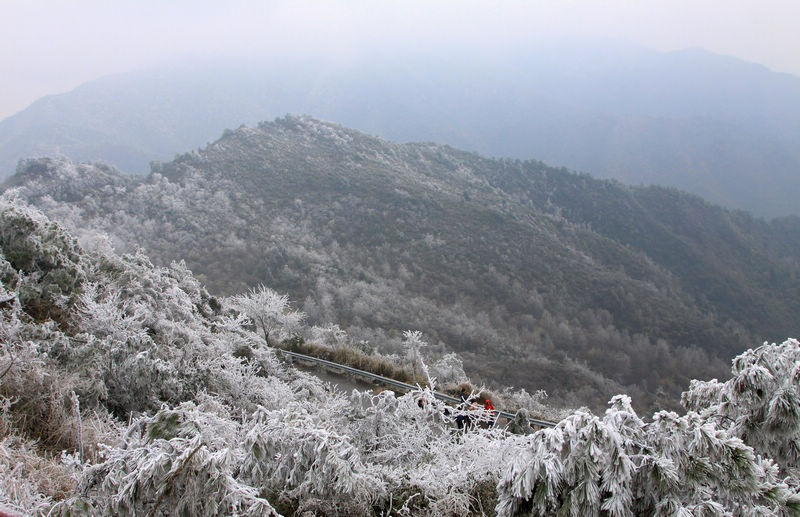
[
  {"left": 7, "top": 116, "right": 800, "bottom": 411},
  {"left": 1, "top": 43, "right": 799, "bottom": 217}
]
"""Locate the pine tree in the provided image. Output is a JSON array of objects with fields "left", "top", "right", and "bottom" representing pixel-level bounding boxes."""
[
  {"left": 682, "top": 338, "right": 800, "bottom": 477},
  {"left": 496, "top": 394, "right": 800, "bottom": 516}
]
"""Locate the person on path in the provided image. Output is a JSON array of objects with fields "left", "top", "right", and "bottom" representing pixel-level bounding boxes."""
[{"left": 484, "top": 399, "right": 496, "bottom": 427}]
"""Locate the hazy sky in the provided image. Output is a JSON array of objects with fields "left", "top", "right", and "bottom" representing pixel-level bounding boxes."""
[{"left": 1, "top": 0, "right": 798, "bottom": 121}]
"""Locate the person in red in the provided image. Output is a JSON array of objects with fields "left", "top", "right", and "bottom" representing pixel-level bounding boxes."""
[{"left": 484, "top": 399, "right": 496, "bottom": 427}]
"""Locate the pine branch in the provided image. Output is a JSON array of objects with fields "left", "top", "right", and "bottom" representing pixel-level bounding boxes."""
[{"left": 146, "top": 441, "right": 204, "bottom": 517}]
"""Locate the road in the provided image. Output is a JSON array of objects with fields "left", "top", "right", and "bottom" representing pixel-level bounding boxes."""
[{"left": 277, "top": 348, "right": 556, "bottom": 428}]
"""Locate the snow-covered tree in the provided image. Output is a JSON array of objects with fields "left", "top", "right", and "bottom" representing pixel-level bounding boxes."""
[
  {"left": 402, "top": 329, "right": 429, "bottom": 381},
  {"left": 228, "top": 284, "right": 305, "bottom": 345},
  {"left": 682, "top": 338, "right": 800, "bottom": 477},
  {"left": 429, "top": 352, "right": 469, "bottom": 387},
  {"left": 54, "top": 403, "right": 280, "bottom": 516},
  {"left": 496, "top": 394, "right": 800, "bottom": 516},
  {"left": 307, "top": 322, "right": 349, "bottom": 349}
]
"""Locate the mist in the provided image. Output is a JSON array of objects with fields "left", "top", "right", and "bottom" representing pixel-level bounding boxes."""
[{"left": 2, "top": 0, "right": 799, "bottom": 121}]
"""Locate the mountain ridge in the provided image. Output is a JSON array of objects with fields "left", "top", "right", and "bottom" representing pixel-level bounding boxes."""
[
  {"left": 6, "top": 115, "right": 800, "bottom": 410},
  {"left": 2, "top": 43, "right": 800, "bottom": 216}
]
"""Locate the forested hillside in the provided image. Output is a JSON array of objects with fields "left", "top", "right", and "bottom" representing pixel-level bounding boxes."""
[
  {"left": 1, "top": 196, "right": 799, "bottom": 516},
  {"left": 7, "top": 116, "right": 800, "bottom": 412}
]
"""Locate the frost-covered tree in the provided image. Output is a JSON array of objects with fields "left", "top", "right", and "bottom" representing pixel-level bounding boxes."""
[
  {"left": 682, "top": 338, "right": 800, "bottom": 477},
  {"left": 240, "top": 403, "right": 386, "bottom": 515},
  {"left": 54, "top": 402, "right": 280, "bottom": 517},
  {"left": 402, "top": 329, "right": 429, "bottom": 380},
  {"left": 429, "top": 352, "right": 469, "bottom": 387},
  {"left": 307, "top": 322, "right": 349, "bottom": 349},
  {"left": 228, "top": 284, "right": 305, "bottom": 345},
  {"left": 496, "top": 395, "right": 800, "bottom": 516}
]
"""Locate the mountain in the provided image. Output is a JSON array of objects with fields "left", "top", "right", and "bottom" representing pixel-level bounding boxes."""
[
  {"left": 6, "top": 116, "right": 800, "bottom": 411},
  {"left": 2, "top": 43, "right": 800, "bottom": 217}
]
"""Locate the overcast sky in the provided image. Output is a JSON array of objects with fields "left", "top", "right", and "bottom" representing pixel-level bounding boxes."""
[{"left": 1, "top": 0, "right": 798, "bottom": 121}]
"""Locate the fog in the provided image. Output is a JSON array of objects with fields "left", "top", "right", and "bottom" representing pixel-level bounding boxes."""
[{"left": 1, "top": 0, "right": 799, "bottom": 121}]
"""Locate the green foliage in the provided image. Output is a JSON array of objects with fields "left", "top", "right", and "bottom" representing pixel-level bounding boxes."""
[{"left": 280, "top": 334, "right": 304, "bottom": 350}]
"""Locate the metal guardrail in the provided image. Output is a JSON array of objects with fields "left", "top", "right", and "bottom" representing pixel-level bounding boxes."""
[{"left": 277, "top": 348, "right": 556, "bottom": 428}]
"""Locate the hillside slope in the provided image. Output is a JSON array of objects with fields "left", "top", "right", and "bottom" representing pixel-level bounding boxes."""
[
  {"left": 7, "top": 116, "right": 800, "bottom": 410},
  {"left": 3, "top": 181, "right": 799, "bottom": 517}
]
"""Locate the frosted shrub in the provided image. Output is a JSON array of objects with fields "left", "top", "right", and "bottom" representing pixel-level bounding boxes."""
[
  {"left": 0, "top": 336, "right": 88, "bottom": 452},
  {"left": 429, "top": 352, "right": 469, "bottom": 387},
  {"left": 393, "top": 424, "right": 525, "bottom": 516},
  {"left": 347, "top": 389, "right": 445, "bottom": 465},
  {"left": 307, "top": 323, "right": 349, "bottom": 349},
  {"left": 497, "top": 387, "right": 571, "bottom": 422},
  {"left": 241, "top": 404, "right": 386, "bottom": 515},
  {"left": 0, "top": 196, "right": 87, "bottom": 326},
  {"left": 0, "top": 433, "right": 71, "bottom": 515},
  {"left": 56, "top": 402, "right": 280, "bottom": 516},
  {"left": 74, "top": 282, "right": 149, "bottom": 343},
  {"left": 496, "top": 394, "right": 800, "bottom": 516},
  {"left": 344, "top": 388, "right": 524, "bottom": 516}
]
